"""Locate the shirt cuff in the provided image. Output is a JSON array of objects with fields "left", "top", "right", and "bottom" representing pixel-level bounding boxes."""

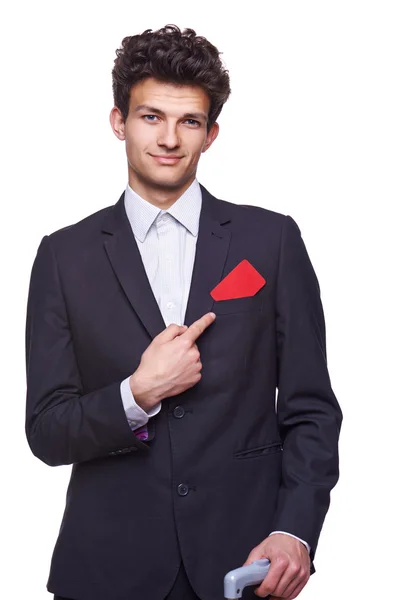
[
  {"left": 120, "top": 376, "right": 162, "bottom": 429},
  {"left": 269, "top": 531, "right": 311, "bottom": 554}
]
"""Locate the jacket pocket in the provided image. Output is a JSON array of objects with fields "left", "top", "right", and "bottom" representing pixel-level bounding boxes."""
[
  {"left": 233, "top": 441, "right": 283, "bottom": 459},
  {"left": 212, "top": 293, "right": 263, "bottom": 315}
]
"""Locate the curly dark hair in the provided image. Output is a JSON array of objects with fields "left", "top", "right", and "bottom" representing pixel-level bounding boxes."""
[{"left": 111, "top": 24, "right": 231, "bottom": 130}]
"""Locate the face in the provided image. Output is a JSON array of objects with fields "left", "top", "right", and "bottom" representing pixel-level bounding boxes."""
[{"left": 110, "top": 77, "right": 219, "bottom": 204}]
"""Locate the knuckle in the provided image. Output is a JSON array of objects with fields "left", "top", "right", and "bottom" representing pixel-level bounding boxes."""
[
  {"left": 181, "top": 337, "right": 191, "bottom": 349},
  {"left": 191, "top": 327, "right": 200, "bottom": 339},
  {"left": 290, "top": 561, "right": 302, "bottom": 574},
  {"left": 275, "top": 555, "right": 289, "bottom": 568},
  {"left": 300, "top": 568, "right": 310, "bottom": 581}
]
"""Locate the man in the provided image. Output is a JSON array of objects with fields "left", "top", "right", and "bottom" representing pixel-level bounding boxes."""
[{"left": 25, "top": 25, "right": 342, "bottom": 600}]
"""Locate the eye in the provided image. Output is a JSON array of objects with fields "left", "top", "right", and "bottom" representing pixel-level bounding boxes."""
[
  {"left": 184, "top": 119, "right": 201, "bottom": 127},
  {"left": 143, "top": 115, "right": 159, "bottom": 122}
]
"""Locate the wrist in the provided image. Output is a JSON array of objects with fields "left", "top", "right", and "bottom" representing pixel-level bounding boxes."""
[
  {"left": 129, "top": 369, "right": 163, "bottom": 412},
  {"left": 129, "top": 370, "right": 151, "bottom": 412}
]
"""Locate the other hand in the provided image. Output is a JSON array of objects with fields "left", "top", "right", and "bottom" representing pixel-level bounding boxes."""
[{"left": 243, "top": 533, "right": 310, "bottom": 599}]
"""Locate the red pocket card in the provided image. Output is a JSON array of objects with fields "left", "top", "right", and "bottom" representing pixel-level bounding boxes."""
[{"left": 210, "top": 259, "right": 266, "bottom": 301}]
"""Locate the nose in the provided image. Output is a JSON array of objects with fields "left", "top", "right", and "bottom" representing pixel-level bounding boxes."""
[{"left": 157, "top": 122, "right": 180, "bottom": 150}]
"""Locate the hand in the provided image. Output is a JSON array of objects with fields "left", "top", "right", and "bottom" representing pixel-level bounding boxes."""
[
  {"left": 243, "top": 534, "right": 310, "bottom": 599},
  {"left": 129, "top": 312, "right": 216, "bottom": 411}
]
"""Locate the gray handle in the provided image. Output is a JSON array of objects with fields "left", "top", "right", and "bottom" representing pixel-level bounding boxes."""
[{"left": 224, "top": 558, "right": 271, "bottom": 599}]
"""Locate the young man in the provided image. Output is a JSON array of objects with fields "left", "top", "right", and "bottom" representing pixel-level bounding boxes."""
[{"left": 25, "top": 25, "right": 342, "bottom": 600}]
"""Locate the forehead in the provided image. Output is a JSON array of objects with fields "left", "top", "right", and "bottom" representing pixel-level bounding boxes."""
[{"left": 129, "top": 77, "right": 210, "bottom": 114}]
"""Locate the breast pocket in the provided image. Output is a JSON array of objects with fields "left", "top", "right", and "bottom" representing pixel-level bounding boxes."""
[{"left": 212, "top": 293, "right": 263, "bottom": 315}]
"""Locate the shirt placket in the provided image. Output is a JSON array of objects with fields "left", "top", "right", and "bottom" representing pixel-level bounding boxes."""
[{"left": 156, "top": 212, "right": 183, "bottom": 327}]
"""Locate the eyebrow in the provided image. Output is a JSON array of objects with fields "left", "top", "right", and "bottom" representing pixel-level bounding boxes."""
[{"left": 135, "top": 104, "right": 208, "bottom": 123}]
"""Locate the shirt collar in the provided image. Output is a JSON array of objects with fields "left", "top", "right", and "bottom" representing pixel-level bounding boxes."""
[{"left": 124, "top": 178, "right": 202, "bottom": 242}]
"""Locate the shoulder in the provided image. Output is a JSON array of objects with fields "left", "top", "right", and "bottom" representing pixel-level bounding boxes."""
[
  {"left": 221, "top": 196, "right": 287, "bottom": 222},
  {"left": 47, "top": 204, "right": 114, "bottom": 245},
  {"left": 204, "top": 186, "right": 300, "bottom": 241},
  {"left": 202, "top": 184, "right": 289, "bottom": 225},
  {"left": 32, "top": 197, "right": 120, "bottom": 270}
]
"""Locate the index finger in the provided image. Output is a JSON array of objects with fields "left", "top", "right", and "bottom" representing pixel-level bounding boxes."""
[{"left": 180, "top": 312, "right": 216, "bottom": 343}]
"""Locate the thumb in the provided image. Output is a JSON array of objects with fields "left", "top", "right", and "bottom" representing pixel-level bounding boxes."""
[{"left": 242, "top": 548, "right": 263, "bottom": 567}]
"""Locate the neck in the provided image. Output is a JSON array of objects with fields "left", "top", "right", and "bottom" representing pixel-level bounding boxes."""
[{"left": 128, "top": 172, "right": 196, "bottom": 210}]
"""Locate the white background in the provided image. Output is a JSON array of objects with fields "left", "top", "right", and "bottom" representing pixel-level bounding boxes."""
[{"left": 1, "top": 1, "right": 399, "bottom": 598}]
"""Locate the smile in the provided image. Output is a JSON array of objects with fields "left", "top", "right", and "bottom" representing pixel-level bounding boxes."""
[{"left": 150, "top": 155, "right": 183, "bottom": 165}]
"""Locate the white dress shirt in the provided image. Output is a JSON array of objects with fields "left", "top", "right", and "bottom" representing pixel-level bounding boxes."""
[
  {"left": 120, "top": 178, "right": 201, "bottom": 426},
  {"left": 118, "top": 178, "right": 310, "bottom": 554}
]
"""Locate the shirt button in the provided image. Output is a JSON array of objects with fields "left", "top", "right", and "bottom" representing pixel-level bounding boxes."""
[
  {"left": 167, "top": 301, "right": 174, "bottom": 309},
  {"left": 173, "top": 406, "right": 185, "bottom": 418},
  {"left": 177, "top": 483, "right": 189, "bottom": 496}
]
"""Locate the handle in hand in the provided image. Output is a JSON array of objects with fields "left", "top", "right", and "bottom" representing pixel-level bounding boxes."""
[{"left": 224, "top": 558, "right": 270, "bottom": 599}]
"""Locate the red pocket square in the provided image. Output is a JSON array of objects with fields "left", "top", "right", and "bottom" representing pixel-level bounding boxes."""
[{"left": 210, "top": 259, "right": 266, "bottom": 301}]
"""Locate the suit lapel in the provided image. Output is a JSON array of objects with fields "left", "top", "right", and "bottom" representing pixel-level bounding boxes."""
[
  {"left": 183, "top": 186, "right": 231, "bottom": 327},
  {"left": 102, "top": 185, "right": 232, "bottom": 340}
]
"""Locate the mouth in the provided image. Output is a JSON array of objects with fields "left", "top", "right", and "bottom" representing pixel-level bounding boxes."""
[{"left": 149, "top": 154, "right": 183, "bottom": 165}]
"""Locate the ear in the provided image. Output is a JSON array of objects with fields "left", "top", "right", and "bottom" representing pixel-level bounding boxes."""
[
  {"left": 109, "top": 106, "right": 125, "bottom": 140},
  {"left": 202, "top": 122, "right": 219, "bottom": 153}
]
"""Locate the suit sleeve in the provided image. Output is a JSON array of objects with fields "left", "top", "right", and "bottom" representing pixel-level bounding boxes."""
[
  {"left": 25, "top": 235, "right": 151, "bottom": 466},
  {"left": 271, "top": 215, "right": 343, "bottom": 560}
]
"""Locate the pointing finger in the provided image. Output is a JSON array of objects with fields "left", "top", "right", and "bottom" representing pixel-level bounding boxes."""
[{"left": 180, "top": 312, "right": 216, "bottom": 343}]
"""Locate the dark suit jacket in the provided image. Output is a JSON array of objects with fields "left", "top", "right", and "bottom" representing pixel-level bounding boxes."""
[{"left": 25, "top": 184, "right": 342, "bottom": 600}]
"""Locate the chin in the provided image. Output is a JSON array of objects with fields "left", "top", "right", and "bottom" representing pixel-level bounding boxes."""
[{"left": 150, "top": 174, "right": 190, "bottom": 190}]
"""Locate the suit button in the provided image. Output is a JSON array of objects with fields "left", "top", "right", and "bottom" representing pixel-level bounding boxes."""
[
  {"left": 173, "top": 406, "right": 185, "bottom": 418},
  {"left": 177, "top": 483, "right": 189, "bottom": 496}
]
